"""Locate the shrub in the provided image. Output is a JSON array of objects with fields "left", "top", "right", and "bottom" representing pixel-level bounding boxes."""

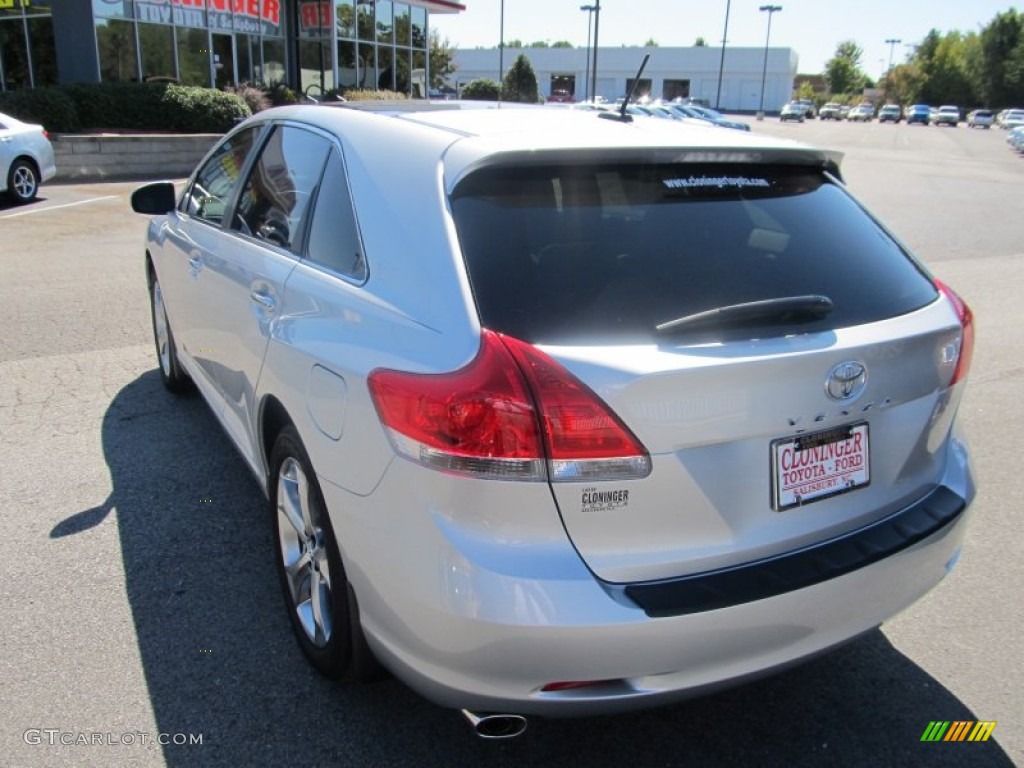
[
  {"left": 340, "top": 89, "right": 408, "bottom": 101},
  {"left": 225, "top": 82, "right": 272, "bottom": 113},
  {"left": 267, "top": 82, "right": 299, "bottom": 106},
  {"left": 460, "top": 78, "right": 501, "bottom": 101},
  {"left": 162, "top": 85, "right": 250, "bottom": 131},
  {"left": 0, "top": 82, "right": 249, "bottom": 134},
  {"left": 0, "top": 88, "right": 80, "bottom": 132}
]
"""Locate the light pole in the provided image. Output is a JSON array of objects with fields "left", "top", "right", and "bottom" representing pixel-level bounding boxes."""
[
  {"left": 884, "top": 37, "right": 901, "bottom": 97},
  {"left": 498, "top": 0, "right": 505, "bottom": 88},
  {"left": 590, "top": 0, "right": 601, "bottom": 102},
  {"left": 757, "top": 4, "right": 782, "bottom": 121},
  {"left": 715, "top": 0, "right": 731, "bottom": 110},
  {"left": 581, "top": 5, "right": 596, "bottom": 102}
]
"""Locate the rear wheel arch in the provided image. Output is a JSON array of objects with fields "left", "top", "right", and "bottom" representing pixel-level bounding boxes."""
[{"left": 260, "top": 395, "right": 293, "bottom": 486}]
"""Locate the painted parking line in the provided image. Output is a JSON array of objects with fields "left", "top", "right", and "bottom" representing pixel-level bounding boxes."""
[{"left": 0, "top": 195, "right": 119, "bottom": 220}]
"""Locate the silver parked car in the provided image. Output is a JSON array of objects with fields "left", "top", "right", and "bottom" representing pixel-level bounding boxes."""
[
  {"left": 131, "top": 102, "right": 976, "bottom": 738},
  {"left": 0, "top": 110, "right": 57, "bottom": 204}
]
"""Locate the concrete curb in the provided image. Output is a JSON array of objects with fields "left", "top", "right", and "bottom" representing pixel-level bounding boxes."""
[{"left": 52, "top": 133, "right": 221, "bottom": 181}]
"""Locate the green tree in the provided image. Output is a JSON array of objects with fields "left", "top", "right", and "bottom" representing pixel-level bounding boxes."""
[
  {"left": 976, "top": 10, "right": 1024, "bottom": 106},
  {"left": 824, "top": 40, "right": 867, "bottom": 95},
  {"left": 505, "top": 39, "right": 523, "bottom": 49},
  {"left": 913, "top": 30, "right": 978, "bottom": 106},
  {"left": 551, "top": 40, "right": 573, "bottom": 48},
  {"left": 694, "top": 37, "right": 708, "bottom": 47},
  {"left": 794, "top": 81, "right": 817, "bottom": 101},
  {"left": 529, "top": 40, "right": 550, "bottom": 48},
  {"left": 460, "top": 78, "right": 500, "bottom": 100},
  {"left": 502, "top": 53, "right": 539, "bottom": 103},
  {"left": 428, "top": 30, "right": 456, "bottom": 89},
  {"left": 644, "top": 38, "right": 659, "bottom": 47}
]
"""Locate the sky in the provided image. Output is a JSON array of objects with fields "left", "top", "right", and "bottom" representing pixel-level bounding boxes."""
[{"left": 430, "top": 1, "right": 1019, "bottom": 77}]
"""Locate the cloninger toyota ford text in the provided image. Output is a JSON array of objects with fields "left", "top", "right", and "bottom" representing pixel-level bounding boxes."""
[{"left": 131, "top": 101, "right": 976, "bottom": 739}]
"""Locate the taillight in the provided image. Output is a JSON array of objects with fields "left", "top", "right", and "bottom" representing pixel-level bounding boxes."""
[
  {"left": 367, "top": 330, "right": 651, "bottom": 482},
  {"left": 935, "top": 280, "right": 974, "bottom": 387},
  {"left": 42, "top": 130, "right": 50, "bottom": 140}
]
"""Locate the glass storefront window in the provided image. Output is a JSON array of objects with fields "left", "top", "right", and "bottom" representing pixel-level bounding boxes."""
[
  {"left": 236, "top": 33, "right": 259, "bottom": 84},
  {"left": 335, "top": 0, "right": 354, "bottom": 39},
  {"left": 375, "top": 0, "right": 391, "bottom": 45},
  {"left": 394, "top": 46, "right": 409, "bottom": 93},
  {"left": 337, "top": 38, "right": 356, "bottom": 88},
  {"left": 176, "top": 26, "right": 209, "bottom": 86},
  {"left": 298, "top": 0, "right": 330, "bottom": 39},
  {"left": 97, "top": 18, "right": 139, "bottom": 82},
  {"left": 138, "top": 21, "right": 174, "bottom": 82},
  {"left": 0, "top": 2, "right": 23, "bottom": 18},
  {"left": 356, "top": 0, "right": 373, "bottom": 41},
  {"left": 299, "top": 38, "right": 333, "bottom": 94},
  {"left": 260, "top": 37, "right": 285, "bottom": 85},
  {"left": 377, "top": 44, "right": 393, "bottom": 90},
  {"left": 26, "top": 15, "right": 54, "bottom": 87},
  {"left": 24, "top": 0, "right": 53, "bottom": 15},
  {"left": 393, "top": 3, "right": 409, "bottom": 47},
  {"left": 0, "top": 18, "right": 29, "bottom": 89},
  {"left": 92, "top": 0, "right": 133, "bottom": 20},
  {"left": 410, "top": 5, "right": 424, "bottom": 49},
  {"left": 412, "top": 48, "right": 425, "bottom": 97},
  {"left": 357, "top": 42, "right": 374, "bottom": 88}
]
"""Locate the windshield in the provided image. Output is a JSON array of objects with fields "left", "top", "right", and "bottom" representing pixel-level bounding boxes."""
[{"left": 451, "top": 163, "right": 937, "bottom": 344}]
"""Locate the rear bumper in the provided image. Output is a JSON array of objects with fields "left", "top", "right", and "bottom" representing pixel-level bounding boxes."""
[
  {"left": 327, "top": 444, "right": 974, "bottom": 716},
  {"left": 625, "top": 485, "right": 964, "bottom": 617}
]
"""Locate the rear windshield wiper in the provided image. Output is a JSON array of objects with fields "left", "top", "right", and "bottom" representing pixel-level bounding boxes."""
[{"left": 656, "top": 295, "right": 834, "bottom": 334}]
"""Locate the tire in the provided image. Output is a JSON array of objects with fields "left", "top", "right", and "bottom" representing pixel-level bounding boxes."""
[
  {"left": 149, "top": 274, "right": 192, "bottom": 394},
  {"left": 6, "top": 158, "right": 40, "bottom": 204},
  {"left": 270, "top": 425, "right": 381, "bottom": 681}
]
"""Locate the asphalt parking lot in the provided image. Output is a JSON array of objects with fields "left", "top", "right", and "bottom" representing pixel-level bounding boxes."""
[{"left": 1, "top": 117, "right": 1022, "bottom": 767}]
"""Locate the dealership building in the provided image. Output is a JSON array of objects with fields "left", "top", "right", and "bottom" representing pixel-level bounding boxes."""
[
  {"left": 0, "top": 0, "right": 465, "bottom": 97},
  {"left": 452, "top": 45, "right": 798, "bottom": 112}
]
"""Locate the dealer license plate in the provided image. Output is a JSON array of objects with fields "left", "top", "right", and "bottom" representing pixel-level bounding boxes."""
[{"left": 771, "top": 422, "right": 870, "bottom": 511}]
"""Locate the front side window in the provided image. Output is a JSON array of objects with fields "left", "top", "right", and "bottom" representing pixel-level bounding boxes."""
[
  {"left": 183, "top": 126, "right": 264, "bottom": 225},
  {"left": 452, "top": 163, "right": 938, "bottom": 345},
  {"left": 231, "top": 125, "right": 332, "bottom": 253},
  {"left": 305, "top": 149, "right": 366, "bottom": 280}
]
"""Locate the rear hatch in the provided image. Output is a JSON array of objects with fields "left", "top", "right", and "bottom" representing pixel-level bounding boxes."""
[{"left": 451, "top": 159, "right": 966, "bottom": 584}]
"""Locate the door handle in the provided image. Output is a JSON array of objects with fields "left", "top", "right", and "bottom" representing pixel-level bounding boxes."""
[
  {"left": 250, "top": 291, "right": 276, "bottom": 312},
  {"left": 188, "top": 255, "right": 203, "bottom": 271}
]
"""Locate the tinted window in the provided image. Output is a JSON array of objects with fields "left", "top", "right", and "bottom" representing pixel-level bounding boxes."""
[
  {"left": 305, "top": 149, "right": 366, "bottom": 281},
  {"left": 183, "top": 126, "right": 263, "bottom": 225},
  {"left": 231, "top": 126, "right": 332, "bottom": 252},
  {"left": 451, "top": 163, "right": 937, "bottom": 344}
]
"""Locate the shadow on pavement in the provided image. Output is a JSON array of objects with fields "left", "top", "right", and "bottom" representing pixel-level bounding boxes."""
[{"left": 51, "top": 371, "right": 1014, "bottom": 767}]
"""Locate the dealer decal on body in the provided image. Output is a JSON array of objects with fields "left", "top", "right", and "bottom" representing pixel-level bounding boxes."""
[{"left": 581, "top": 487, "right": 630, "bottom": 513}]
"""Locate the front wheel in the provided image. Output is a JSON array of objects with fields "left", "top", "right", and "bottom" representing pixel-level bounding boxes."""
[
  {"left": 6, "top": 159, "right": 39, "bottom": 204},
  {"left": 149, "top": 274, "right": 192, "bottom": 393},
  {"left": 270, "top": 426, "right": 381, "bottom": 681}
]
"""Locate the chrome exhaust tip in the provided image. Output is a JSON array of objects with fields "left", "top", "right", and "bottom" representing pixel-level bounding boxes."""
[{"left": 460, "top": 709, "right": 528, "bottom": 739}]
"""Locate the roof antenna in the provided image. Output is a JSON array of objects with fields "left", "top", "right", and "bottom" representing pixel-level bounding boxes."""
[{"left": 599, "top": 54, "right": 650, "bottom": 123}]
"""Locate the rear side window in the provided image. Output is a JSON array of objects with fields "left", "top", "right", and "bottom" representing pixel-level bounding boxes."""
[
  {"left": 451, "top": 163, "right": 937, "bottom": 344},
  {"left": 305, "top": 149, "right": 366, "bottom": 281},
  {"left": 231, "top": 125, "right": 332, "bottom": 253}
]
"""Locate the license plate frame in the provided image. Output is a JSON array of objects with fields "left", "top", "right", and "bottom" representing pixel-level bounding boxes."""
[{"left": 771, "top": 422, "right": 870, "bottom": 511}]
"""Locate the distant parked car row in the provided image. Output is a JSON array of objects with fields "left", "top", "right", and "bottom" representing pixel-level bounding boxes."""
[{"left": 784, "top": 102, "right": 1016, "bottom": 129}]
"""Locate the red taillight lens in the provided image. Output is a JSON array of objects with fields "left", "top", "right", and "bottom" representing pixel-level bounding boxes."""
[
  {"left": 499, "top": 334, "right": 651, "bottom": 482},
  {"left": 935, "top": 280, "right": 974, "bottom": 387},
  {"left": 42, "top": 129, "right": 50, "bottom": 140},
  {"left": 367, "top": 330, "right": 651, "bottom": 482},
  {"left": 368, "top": 331, "right": 544, "bottom": 480}
]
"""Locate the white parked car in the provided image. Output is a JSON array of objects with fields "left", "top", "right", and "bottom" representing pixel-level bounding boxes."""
[
  {"left": 130, "top": 102, "right": 977, "bottom": 738},
  {"left": 967, "top": 109, "right": 994, "bottom": 128},
  {"left": 0, "top": 111, "right": 56, "bottom": 204},
  {"left": 999, "top": 109, "right": 1024, "bottom": 129}
]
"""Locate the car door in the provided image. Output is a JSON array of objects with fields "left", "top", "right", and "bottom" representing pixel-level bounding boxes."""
[
  {"left": 0, "top": 116, "right": 17, "bottom": 190},
  {"left": 190, "top": 123, "right": 333, "bottom": 464},
  {"left": 157, "top": 124, "right": 267, "bottom": 390}
]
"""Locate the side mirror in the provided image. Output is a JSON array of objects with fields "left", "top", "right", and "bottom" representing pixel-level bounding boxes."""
[{"left": 131, "top": 181, "right": 177, "bottom": 215}]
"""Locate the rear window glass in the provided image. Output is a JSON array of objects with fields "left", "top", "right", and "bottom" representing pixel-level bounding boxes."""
[{"left": 451, "top": 163, "right": 937, "bottom": 344}]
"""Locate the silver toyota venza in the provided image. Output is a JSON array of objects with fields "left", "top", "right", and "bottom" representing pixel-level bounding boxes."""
[{"left": 131, "top": 102, "right": 976, "bottom": 738}]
